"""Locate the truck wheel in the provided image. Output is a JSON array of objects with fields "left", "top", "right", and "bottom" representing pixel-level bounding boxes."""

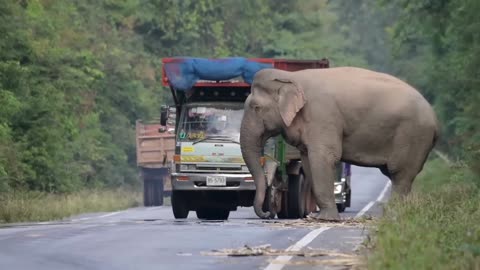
[
  {"left": 171, "top": 191, "right": 189, "bottom": 219},
  {"left": 337, "top": 203, "right": 346, "bottom": 213},
  {"left": 287, "top": 173, "right": 306, "bottom": 219},
  {"left": 346, "top": 187, "right": 351, "bottom": 207},
  {"left": 143, "top": 179, "right": 153, "bottom": 206},
  {"left": 277, "top": 191, "right": 289, "bottom": 219},
  {"left": 143, "top": 179, "right": 164, "bottom": 206},
  {"left": 196, "top": 208, "right": 229, "bottom": 220},
  {"left": 142, "top": 169, "right": 164, "bottom": 207}
]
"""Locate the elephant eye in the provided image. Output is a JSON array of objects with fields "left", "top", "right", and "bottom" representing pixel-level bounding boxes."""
[{"left": 254, "top": 106, "right": 262, "bottom": 113}]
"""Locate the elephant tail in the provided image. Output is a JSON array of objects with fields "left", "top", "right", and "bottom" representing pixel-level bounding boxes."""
[{"left": 432, "top": 115, "right": 441, "bottom": 149}]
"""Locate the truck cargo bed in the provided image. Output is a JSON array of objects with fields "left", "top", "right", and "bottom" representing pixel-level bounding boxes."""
[
  {"left": 136, "top": 120, "right": 175, "bottom": 168},
  {"left": 285, "top": 143, "right": 301, "bottom": 161}
]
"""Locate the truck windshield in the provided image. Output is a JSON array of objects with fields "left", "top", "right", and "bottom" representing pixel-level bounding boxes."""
[{"left": 178, "top": 104, "right": 244, "bottom": 142}]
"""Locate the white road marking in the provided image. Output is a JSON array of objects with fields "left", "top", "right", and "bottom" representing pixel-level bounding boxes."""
[
  {"left": 98, "top": 211, "right": 124, "bottom": 218},
  {"left": 355, "top": 181, "right": 391, "bottom": 218},
  {"left": 377, "top": 181, "right": 391, "bottom": 202},
  {"left": 354, "top": 201, "right": 375, "bottom": 218},
  {"left": 265, "top": 180, "right": 392, "bottom": 270},
  {"left": 70, "top": 210, "right": 124, "bottom": 222},
  {"left": 36, "top": 221, "right": 55, "bottom": 225},
  {"left": 146, "top": 206, "right": 165, "bottom": 211},
  {"left": 264, "top": 227, "right": 331, "bottom": 270}
]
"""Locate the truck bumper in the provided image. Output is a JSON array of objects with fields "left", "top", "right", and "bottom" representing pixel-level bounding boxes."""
[{"left": 171, "top": 173, "right": 256, "bottom": 191}]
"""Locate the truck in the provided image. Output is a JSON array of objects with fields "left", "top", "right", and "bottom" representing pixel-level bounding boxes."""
[
  {"left": 136, "top": 119, "right": 175, "bottom": 206},
  {"left": 136, "top": 57, "right": 351, "bottom": 219}
]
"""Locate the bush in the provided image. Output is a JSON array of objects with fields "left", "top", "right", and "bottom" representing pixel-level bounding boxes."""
[
  {"left": 0, "top": 189, "right": 141, "bottom": 223},
  {"left": 366, "top": 159, "right": 480, "bottom": 270}
]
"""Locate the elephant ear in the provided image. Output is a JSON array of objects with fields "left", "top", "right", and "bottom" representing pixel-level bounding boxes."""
[{"left": 274, "top": 78, "right": 306, "bottom": 127}]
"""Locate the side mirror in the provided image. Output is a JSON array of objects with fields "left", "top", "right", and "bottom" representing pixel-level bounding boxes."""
[{"left": 160, "top": 105, "right": 169, "bottom": 126}]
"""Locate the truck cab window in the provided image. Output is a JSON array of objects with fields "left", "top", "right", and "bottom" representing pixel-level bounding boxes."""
[{"left": 179, "top": 104, "right": 244, "bottom": 142}]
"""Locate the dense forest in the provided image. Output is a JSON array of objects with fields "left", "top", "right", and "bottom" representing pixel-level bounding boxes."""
[{"left": 0, "top": 0, "right": 478, "bottom": 193}]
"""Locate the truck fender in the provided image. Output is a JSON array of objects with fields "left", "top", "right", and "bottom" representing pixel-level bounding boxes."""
[{"left": 286, "top": 161, "right": 302, "bottom": 175}]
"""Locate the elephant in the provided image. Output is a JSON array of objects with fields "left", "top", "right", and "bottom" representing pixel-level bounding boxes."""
[{"left": 239, "top": 67, "right": 439, "bottom": 221}]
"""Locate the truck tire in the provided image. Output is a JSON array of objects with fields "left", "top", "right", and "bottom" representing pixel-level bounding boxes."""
[
  {"left": 171, "top": 191, "right": 189, "bottom": 219},
  {"left": 287, "top": 173, "right": 306, "bottom": 219},
  {"left": 142, "top": 168, "right": 164, "bottom": 207},
  {"left": 346, "top": 186, "right": 351, "bottom": 207},
  {"left": 196, "top": 208, "right": 230, "bottom": 220},
  {"left": 337, "top": 203, "right": 346, "bottom": 213},
  {"left": 276, "top": 191, "right": 289, "bottom": 219}
]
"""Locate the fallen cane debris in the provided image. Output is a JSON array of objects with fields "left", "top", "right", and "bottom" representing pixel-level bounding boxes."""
[
  {"left": 202, "top": 244, "right": 364, "bottom": 267},
  {"left": 202, "top": 244, "right": 355, "bottom": 258},
  {"left": 268, "top": 257, "right": 363, "bottom": 266},
  {"left": 247, "top": 216, "right": 376, "bottom": 229}
]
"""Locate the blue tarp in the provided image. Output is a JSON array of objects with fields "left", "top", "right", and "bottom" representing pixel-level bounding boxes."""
[{"left": 163, "top": 57, "right": 273, "bottom": 91}]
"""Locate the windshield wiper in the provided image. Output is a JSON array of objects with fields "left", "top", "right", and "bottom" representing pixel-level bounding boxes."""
[{"left": 192, "top": 135, "right": 240, "bottom": 145}]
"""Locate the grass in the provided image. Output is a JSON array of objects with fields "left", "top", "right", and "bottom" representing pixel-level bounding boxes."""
[
  {"left": 365, "top": 159, "right": 480, "bottom": 270},
  {"left": 0, "top": 188, "right": 142, "bottom": 224}
]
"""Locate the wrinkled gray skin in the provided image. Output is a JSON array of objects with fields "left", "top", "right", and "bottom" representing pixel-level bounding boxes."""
[{"left": 240, "top": 67, "right": 439, "bottom": 220}]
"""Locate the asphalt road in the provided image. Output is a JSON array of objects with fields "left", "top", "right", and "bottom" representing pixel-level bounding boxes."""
[{"left": 0, "top": 166, "right": 390, "bottom": 270}]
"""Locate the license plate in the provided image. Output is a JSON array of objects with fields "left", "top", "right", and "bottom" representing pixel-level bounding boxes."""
[{"left": 206, "top": 176, "right": 226, "bottom": 186}]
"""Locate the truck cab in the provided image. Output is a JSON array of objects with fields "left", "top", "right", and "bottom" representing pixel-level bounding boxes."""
[{"left": 168, "top": 87, "right": 256, "bottom": 220}]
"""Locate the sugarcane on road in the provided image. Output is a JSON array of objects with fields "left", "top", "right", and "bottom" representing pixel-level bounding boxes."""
[{"left": 0, "top": 166, "right": 390, "bottom": 270}]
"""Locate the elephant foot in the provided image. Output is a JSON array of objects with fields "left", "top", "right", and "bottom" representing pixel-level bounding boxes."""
[{"left": 307, "top": 207, "right": 340, "bottom": 221}]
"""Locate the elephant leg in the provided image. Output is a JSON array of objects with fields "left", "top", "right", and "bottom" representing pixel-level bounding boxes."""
[
  {"left": 390, "top": 154, "right": 427, "bottom": 197},
  {"left": 390, "top": 169, "right": 415, "bottom": 196},
  {"left": 389, "top": 138, "right": 432, "bottom": 197},
  {"left": 307, "top": 149, "right": 341, "bottom": 221}
]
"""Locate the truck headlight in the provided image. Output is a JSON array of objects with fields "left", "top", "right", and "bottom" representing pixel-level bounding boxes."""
[
  {"left": 180, "top": 164, "right": 196, "bottom": 171},
  {"left": 334, "top": 183, "right": 343, "bottom": 194}
]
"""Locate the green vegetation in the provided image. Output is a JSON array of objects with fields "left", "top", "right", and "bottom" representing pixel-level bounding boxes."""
[
  {"left": 0, "top": 189, "right": 141, "bottom": 224},
  {"left": 366, "top": 159, "right": 480, "bottom": 269},
  {"left": 357, "top": 1, "right": 480, "bottom": 269},
  {"left": 0, "top": 0, "right": 361, "bottom": 194}
]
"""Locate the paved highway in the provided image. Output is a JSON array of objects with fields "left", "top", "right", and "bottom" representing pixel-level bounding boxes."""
[{"left": 0, "top": 166, "right": 390, "bottom": 270}]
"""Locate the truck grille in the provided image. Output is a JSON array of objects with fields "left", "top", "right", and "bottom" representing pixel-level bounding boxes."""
[
  {"left": 194, "top": 181, "right": 240, "bottom": 187},
  {"left": 196, "top": 166, "right": 240, "bottom": 172}
]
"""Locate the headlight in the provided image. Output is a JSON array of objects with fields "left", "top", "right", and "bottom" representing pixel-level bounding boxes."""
[
  {"left": 241, "top": 165, "right": 250, "bottom": 172},
  {"left": 334, "top": 184, "right": 343, "bottom": 194},
  {"left": 180, "top": 164, "right": 196, "bottom": 171}
]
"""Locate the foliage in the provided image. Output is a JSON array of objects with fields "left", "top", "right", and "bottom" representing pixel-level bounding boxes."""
[
  {"left": 0, "top": 1, "right": 161, "bottom": 192},
  {"left": 381, "top": 0, "right": 480, "bottom": 172},
  {"left": 0, "top": 188, "right": 141, "bottom": 223},
  {"left": 0, "top": 0, "right": 373, "bottom": 195},
  {"left": 366, "top": 159, "right": 480, "bottom": 270}
]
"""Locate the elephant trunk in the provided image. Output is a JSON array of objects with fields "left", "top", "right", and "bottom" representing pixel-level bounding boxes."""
[{"left": 240, "top": 111, "right": 271, "bottom": 219}]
